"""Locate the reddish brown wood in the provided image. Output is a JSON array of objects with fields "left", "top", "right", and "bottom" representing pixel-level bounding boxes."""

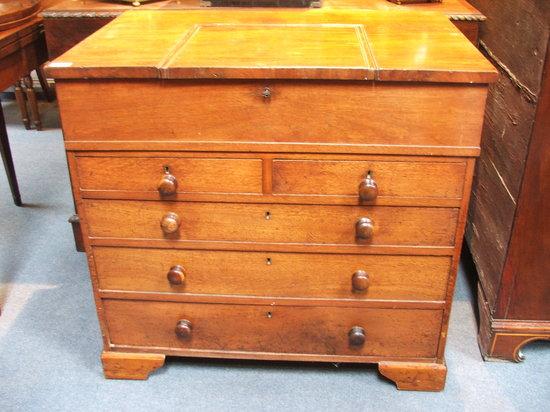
[
  {"left": 93, "top": 247, "right": 451, "bottom": 301},
  {"left": 68, "top": 214, "right": 85, "bottom": 252},
  {"left": 42, "top": 0, "right": 484, "bottom": 60},
  {"left": 348, "top": 326, "right": 366, "bottom": 347},
  {"left": 166, "top": 265, "right": 186, "bottom": 286},
  {"left": 466, "top": 0, "right": 550, "bottom": 361},
  {"left": 54, "top": 81, "right": 489, "bottom": 155},
  {"left": 0, "top": 0, "right": 40, "bottom": 31},
  {"left": 379, "top": 361, "right": 447, "bottom": 391},
  {"left": 45, "top": 10, "right": 496, "bottom": 82},
  {"left": 50, "top": 9, "right": 494, "bottom": 390},
  {"left": 174, "top": 319, "right": 192, "bottom": 340},
  {"left": 477, "top": 284, "right": 550, "bottom": 362},
  {"left": 83, "top": 200, "right": 459, "bottom": 247},
  {"left": 103, "top": 299, "right": 443, "bottom": 358},
  {"left": 0, "top": 17, "right": 48, "bottom": 206},
  {"left": 351, "top": 270, "right": 370, "bottom": 293},
  {"left": 73, "top": 153, "right": 467, "bottom": 208},
  {"left": 101, "top": 351, "right": 165, "bottom": 380},
  {"left": 22, "top": 74, "right": 41, "bottom": 130}
]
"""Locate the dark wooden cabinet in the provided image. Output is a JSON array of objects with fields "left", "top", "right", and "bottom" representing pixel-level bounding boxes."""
[{"left": 466, "top": 0, "right": 550, "bottom": 361}]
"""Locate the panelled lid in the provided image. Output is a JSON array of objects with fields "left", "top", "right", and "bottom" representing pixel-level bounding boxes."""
[{"left": 45, "top": 9, "right": 497, "bottom": 83}]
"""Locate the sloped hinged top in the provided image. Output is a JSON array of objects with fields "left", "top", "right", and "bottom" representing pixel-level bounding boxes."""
[{"left": 45, "top": 9, "right": 497, "bottom": 83}]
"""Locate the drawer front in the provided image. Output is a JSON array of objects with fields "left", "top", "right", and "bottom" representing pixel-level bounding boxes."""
[
  {"left": 104, "top": 299, "right": 442, "bottom": 358},
  {"left": 272, "top": 159, "right": 466, "bottom": 200},
  {"left": 94, "top": 247, "right": 451, "bottom": 300},
  {"left": 58, "top": 81, "right": 487, "bottom": 152},
  {"left": 76, "top": 156, "right": 263, "bottom": 195},
  {"left": 84, "top": 200, "right": 458, "bottom": 247}
]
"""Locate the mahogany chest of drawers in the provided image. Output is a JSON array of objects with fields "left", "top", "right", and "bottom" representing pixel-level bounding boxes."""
[{"left": 46, "top": 9, "right": 496, "bottom": 391}]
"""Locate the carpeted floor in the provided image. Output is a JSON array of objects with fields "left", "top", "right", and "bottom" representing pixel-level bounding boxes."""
[{"left": 0, "top": 100, "right": 548, "bottom": 411}]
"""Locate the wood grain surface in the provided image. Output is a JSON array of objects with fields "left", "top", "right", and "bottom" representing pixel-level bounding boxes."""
[
  {"left": 76, "top": 155, "right": 263, "bottom": 195},
  {"left": 103, "top": 299, "right": 443, "bottom": 358},
  {"left": 45, "top": 9, "right": 497, "bottom": 82},
  {"left": 42, "top": 0, "right": 484, "bottom": 59},
  {"left": 83, "top": 200, "right": 459, "bottom": 247},
  {"left": 93, "top": 246, "right": 451, "bottom": 300},
  {"left": 101, "top": 351, "right": 165, "bottom": 380},
  {"left": 56, "top": 81, "right": 488, "bottom": 155},
  {"left": 51, "top": 6, "right": 491, "bottom": 387},
  {"left": 379, "top": 361, "right": 447, "bottom": 391},
  {"left": 74, "top": 153, "right": 467, "bottom": 206}
]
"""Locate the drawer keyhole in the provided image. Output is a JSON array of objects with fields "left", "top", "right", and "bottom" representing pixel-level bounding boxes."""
[{"left": 265, "top": 211, "right": 271, "bottom": 220}]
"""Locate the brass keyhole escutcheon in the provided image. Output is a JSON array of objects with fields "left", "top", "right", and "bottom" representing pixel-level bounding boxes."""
[
  {"left": 266, "top": 257, "right": 272, "bottom": 265},
  {"left": 265, "top": 211, "right": 271, "bottom": 220},
  {"left": 266, "top": 311, "right": 273, "bottom": 318}
]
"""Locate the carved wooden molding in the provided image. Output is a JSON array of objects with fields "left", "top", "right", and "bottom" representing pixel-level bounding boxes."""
[
  {"left": 41, "top": 10, "right": 484, "bottom": 21},
  {"left": 448, "top": 14, "right": 486, "bottom": 22},
  {"left": 41, "top": 11, "right": 122, "bottom": 19}
]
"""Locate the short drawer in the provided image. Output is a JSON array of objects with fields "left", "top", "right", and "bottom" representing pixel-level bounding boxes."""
[
  {"left": 272, "top": 159, "right": 466, "bottom": 200},
  {"left": 75, "top": 155, "right": 262, "bottom": 195},
  {"left": 103, "top": 299, "right": 443, "bottom": 358},
  {"left": 94, "top": 247, "right": 451, "bottom": 301},
  {"left": 83, "top": 200, "right": 458, "bottom": 247}
]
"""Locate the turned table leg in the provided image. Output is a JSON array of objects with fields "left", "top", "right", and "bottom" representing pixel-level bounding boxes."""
[
  {"left": 378, "top": 361, "right": 447, "bottom": 391},
  {"left": 0, "top": 100, "right": 22, "bottom": 206},
  {"left": 22, "top": 75, "right": 41, "bottom": 131},
  {"left": 101, "top": 351, "right": 166, "bottom": 380},
  {"left": 14, "top": 80, "right": 30, "bottom": 130}
]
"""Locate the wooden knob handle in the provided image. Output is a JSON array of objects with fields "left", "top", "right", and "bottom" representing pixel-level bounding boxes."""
[
  {"left": 167, "top": 265, "right": 185, "bottom": 285},
  {"left": 352, "top": 270, "right": 370, "bottom": 292},
  {"left": 356, "top": 217, "right": 374, "bottom": 240},
  {"left": 160, "top": 212, "right": 181, "bottom": 234},
  {"left": 158, "top": 173, "right": 178, "bottom": 196},
  {"left": 175, "top": 319, "right": 192, "bottom": 339},
  {"left": 348, "top": 326, "right": 366, "bottom": 347},
  {"left": 358, "top": 174, "right": 378, "bottom": 201}
]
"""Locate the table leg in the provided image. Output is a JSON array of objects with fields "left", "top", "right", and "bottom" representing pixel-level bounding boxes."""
[
  {"left": 14, "top": 80, "right": 30, "bottom": 130},
  {"left": 23, "top": 75, "right": 42, "bottom": 131},
  {"left": 0, "top": 100, "right": 22, "bottom": 206}
]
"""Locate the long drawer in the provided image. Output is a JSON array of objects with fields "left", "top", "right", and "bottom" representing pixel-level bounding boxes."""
[
  {"left": 83, "top": 200, "right": 458, "bottom": 247},
  {"left": 75, "top": 154, "right": 467, "bottom": 205},
  {"left": 94, "top": 247, "right": 451, "bottom": 301},
  {"left": 103, "top": 299, "right": 443, "bottom": 358}
]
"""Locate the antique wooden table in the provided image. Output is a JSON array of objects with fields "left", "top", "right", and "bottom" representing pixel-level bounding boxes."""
[
  {"left": 46, "top": 9, "right": 496, "bottom": 390},
  {"left": 0, "top": 16, "right": 48, "bottom": 205},
  {"left": 42, "top": 0, "right": 484, "bottom": 59}
]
